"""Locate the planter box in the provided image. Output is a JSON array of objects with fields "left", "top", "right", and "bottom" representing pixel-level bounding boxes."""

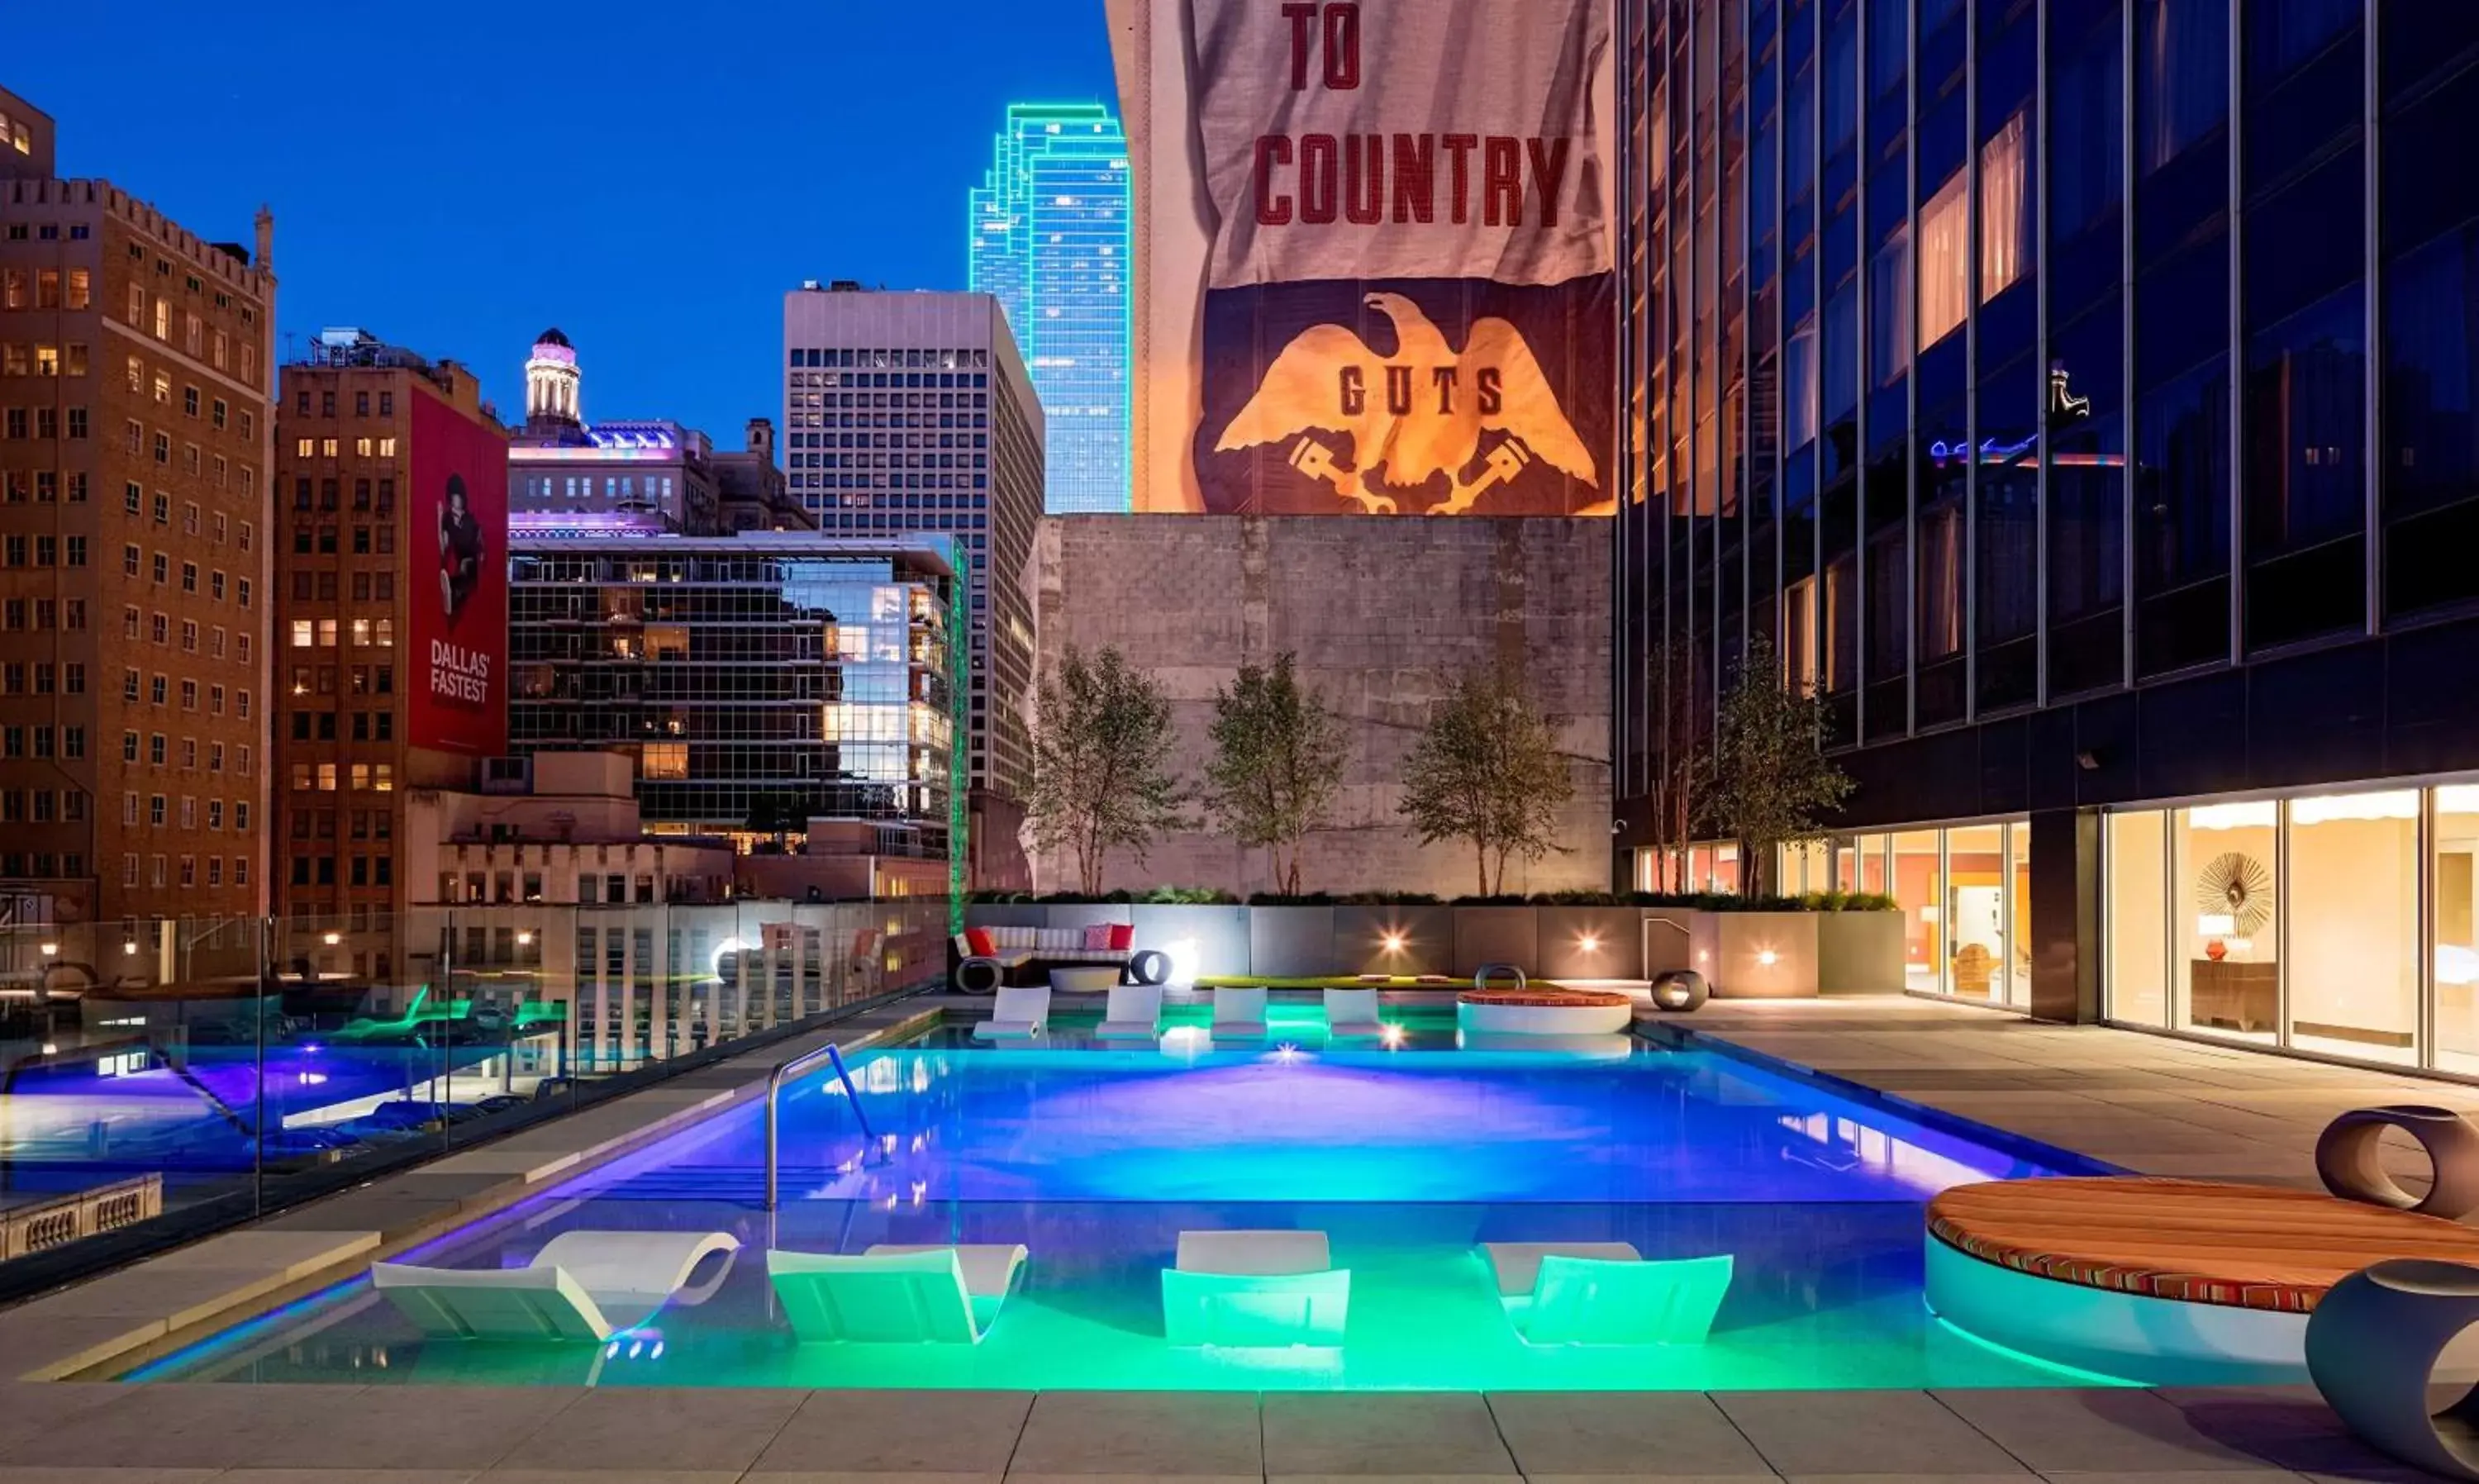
[
  {"left": 1816, "top": 911, "right": 1905, "bottom": 994},
  {"left": 1537, "top": 906, "right": 1639, "bottom": 981},
  {"left": 1040, "top": 903, "right": 1135, "bottom": 935},
  {"left": 1130, "top": 904, "right": 1252, "bottom": 982},
  {"left": 1706, "top": 911, "right": 1820, "bottom": 998},
  {"left": 1248, "top": 906, "right": 1335, "bottom": 979},
  {"left": 964, "top": 903, "right": 1048, "bottom": 932},
  {"left": 1335, "top": 905, "right": 1451, "bottom": 977},
  {"left": 1453, "top": 907, "right": 1542, "bottom": 978}
]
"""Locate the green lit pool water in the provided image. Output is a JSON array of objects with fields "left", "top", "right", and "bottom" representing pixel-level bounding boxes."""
[{"left": 140, "top": 1026, "right": 2122, "bottom": 1391}]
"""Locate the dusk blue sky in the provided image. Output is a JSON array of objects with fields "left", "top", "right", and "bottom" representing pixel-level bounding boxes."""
[{"left": 13, "top": 0, "right": 1116, "bottom": 442}]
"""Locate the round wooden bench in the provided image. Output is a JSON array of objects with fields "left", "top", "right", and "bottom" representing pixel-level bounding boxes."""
[
  {"left": 1456, "top": 987, "right": 1633, "bottom": 1036},
  {"left": 1925, "top": 1176, "right": 2479, "bottom": 1384}
]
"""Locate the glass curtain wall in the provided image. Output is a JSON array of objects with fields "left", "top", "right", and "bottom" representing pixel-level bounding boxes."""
[
  {"left": 2106, "top": 779, "right": 2479, "bottom": 1073},
  {"left": 1816, "top": 820, "right": 2028, "bottom": 1003}
]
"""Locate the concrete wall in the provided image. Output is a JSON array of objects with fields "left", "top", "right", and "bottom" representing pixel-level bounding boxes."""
[{"left": 1030, "top": 515, "right": 1611, "bottom": 897}]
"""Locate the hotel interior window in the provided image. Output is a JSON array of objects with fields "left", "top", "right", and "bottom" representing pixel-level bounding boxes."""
[
  {"left": 2286, "top": 789, "right": 2419, "bottom": 1065},
  {"left": 1944, "top": 824, "right": 2010, "bottom": 1002},
  {"left": 2439, "top": 786, "right": 2479, "bottom": 1075},
  {"left": 2171, "top": 801, "right": 2279, "bottom": 1044},
  {"left": 1894, "top": 830, "right": 1945, "bottom": 994},
  {"left": 2112, "top": 807, "right": 2172, "bottom": 1025}
]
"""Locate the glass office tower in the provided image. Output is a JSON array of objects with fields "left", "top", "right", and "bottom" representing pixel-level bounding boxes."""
[
  {"left": 507, "top": 536, "right": 960, "bottom": 860},
  {"left": 968, "top": 102, "right": 1131, "bottom": 514},
  {"left": 1615, "top": 1, "right": 2479, "bottom": 1075}
]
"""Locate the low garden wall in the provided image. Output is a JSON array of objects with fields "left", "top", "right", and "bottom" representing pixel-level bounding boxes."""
[{"left": 962, "top": 901, "right": 1902, "bottom": 996}]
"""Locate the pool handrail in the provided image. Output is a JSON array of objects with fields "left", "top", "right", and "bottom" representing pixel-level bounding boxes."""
[{"left": 764, "top": 1040, "right": 879, "bottom": 1210}]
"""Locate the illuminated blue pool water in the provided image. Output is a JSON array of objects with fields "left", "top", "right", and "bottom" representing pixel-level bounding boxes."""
[{"left": 143, "top": 1028, "right": 2123, "bottom": 1391}]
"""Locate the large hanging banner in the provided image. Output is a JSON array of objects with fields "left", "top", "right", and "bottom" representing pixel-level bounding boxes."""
[{"left": 1187, "top": 0, "right": 1613, "bottom": 516}]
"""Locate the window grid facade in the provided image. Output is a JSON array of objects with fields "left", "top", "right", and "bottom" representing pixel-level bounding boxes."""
[{"left": 1620, "top": 0, "right": 2479, "bottom": 780}]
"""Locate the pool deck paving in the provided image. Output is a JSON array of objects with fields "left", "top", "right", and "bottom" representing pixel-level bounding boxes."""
[
  {"left": 1664, "top": 995, "right": 2479, "bottom": 1191},
  {"left": 0, "top": 991, "right": 2465, "bottom": 1482}
]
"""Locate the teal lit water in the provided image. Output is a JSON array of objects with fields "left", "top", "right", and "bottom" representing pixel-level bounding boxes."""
[{"left": 142, "top": 1028, "right": 2125, "bottom": 1391}]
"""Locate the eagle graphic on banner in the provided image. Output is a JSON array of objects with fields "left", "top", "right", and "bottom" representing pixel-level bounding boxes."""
[{"left": 1215, "top": 293, "right": 1599, "bottom": 514}]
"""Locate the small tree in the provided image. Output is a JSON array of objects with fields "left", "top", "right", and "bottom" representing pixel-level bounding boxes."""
[
  {"left": 1025, "top": 644, "right": 1187, "bottom": 894},
  {"left": 1398, "top": 664, "right": 1577, "bottom": 895},
  {"left": 743, "top": 792, "right": 796, "bottom": 854},
  {"left": 1205, "top": 652, "right": 1349, "bottom": 895},
  {"left": 1701, "top": 634, "right": 1854, "bottom": 897}
]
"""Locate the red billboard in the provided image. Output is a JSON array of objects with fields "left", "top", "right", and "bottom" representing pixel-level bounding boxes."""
[{"left": 407, "top": 392, "right": 507, "bottom": 757}]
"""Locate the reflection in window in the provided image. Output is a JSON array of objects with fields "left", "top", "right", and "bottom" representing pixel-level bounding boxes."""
[
  {"left": 1919, "top": 169, "right": 1969, "bottom": 351},
  {"left": 1823, "top": 553, "right": 1858, "bottom": 694},
  {"left": 2140, "top": 0, "right": 2231, "bottom": 173},
  {"left": 1980, "top": 115, "right": 2029, "bottom": 302},
  {"left": 1870, "top": 226, "right": 1914, "bottom": 387},
  {"left": 1784, "top": 576, "right": 1820, "bottom": 692},
  {"left": 1785, "top": 318, "right": 1820, "bottom": 449}
]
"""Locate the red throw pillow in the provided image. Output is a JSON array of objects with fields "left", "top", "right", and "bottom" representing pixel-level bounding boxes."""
[
  {"left": 964, "top": 926, "right": 997, "bottom": 958},
  {"left": 1082, "top": 923, "right": 1114, "bottom": 951},
  {"left": 1107, "top": 923, "right": 1135, "bottom": 951}
]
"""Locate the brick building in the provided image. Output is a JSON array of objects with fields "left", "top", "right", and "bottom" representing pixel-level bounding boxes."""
[
  {"left": 0, "top": 83, "right": 278, "bottom": 928},
  {"left": 272, "top": 328, "right": 509, "bottom": 939}
]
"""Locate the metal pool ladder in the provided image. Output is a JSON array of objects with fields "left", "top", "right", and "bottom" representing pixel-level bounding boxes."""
[{"left": 764, "top": 1040, "right": 882, "bottom": 1210}]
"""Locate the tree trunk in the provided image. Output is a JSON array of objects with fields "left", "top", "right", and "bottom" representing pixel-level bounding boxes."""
[
  {"left": 1740, "top": 841, "right": 1764, "bottom": 899},
  {"left": 1475, "top": 841, "right": 1489, "bottom": 897}
]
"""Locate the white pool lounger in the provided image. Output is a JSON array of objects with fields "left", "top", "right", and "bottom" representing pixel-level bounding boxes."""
[
  {"left": 1164, "top": 1229, "right": 1350, "bottom": 1346},
  {"left": 372, "top": 1230, "right": 742, "bottom": 1342},
  {"left": 972, "top": 984, "right": 1049, "bottom": 1039},
  {"left": 1210, "top": 984, "right": 1269, "bottom": 1040},
  {"left": 1322, "top": 987, "right": 1386, "bottom": 1039},
  {"left": 1095, "top": 981, "right": 1165, "bottom": 1039},
  {"left": 1482, "top": 1241, "right": 1734, "bottom": 1345},
  {"left": 768, "top": 1244, "right": 1029, "bottom": 1344}
]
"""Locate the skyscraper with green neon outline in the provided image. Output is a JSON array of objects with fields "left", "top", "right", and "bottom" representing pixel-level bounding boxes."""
[{"left": 969, "top": 102, "right": 1130, "bottom": 514}]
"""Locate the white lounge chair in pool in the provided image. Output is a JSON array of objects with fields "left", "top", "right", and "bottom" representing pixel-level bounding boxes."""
[
  {"left": 768, "top": 1243, "right": 1027, "bottom": 1344},
  {"left": 1211, "top": 984, "right": 1269, "bottom": 1040},
  {"left": 372, "top": 1229, "right": 742, "bottom": 1342},
  {"left": 1163, "top": 1229, "right": 1350, "bottom": 1346},
  {"left": 1323, "top": 986, "right": 1386, "bottom": 1039},
  {"left": 1096, "top": 981, "right": 1164, "bottom": 1039},
  {"left": 1481, "top": 1242, "right": 1734, "bottom": 1345},
  {"left": 972, "top": 984, "right": 1049, "bottom": 1039}
]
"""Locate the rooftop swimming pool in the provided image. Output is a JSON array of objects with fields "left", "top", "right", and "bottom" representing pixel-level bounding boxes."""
[{"left": 137, "top": 1012, "right": 2122, "bottom": 1391}]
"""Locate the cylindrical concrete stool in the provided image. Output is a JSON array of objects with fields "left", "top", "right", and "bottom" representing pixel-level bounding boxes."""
[
  {"left": 2308, "top": 1258, "right": 2479, "bottom": 1482},
  {"left": 1649, "top": 969, "right": 1710, "bottom": 1012},
  {"left": 2317, "top": 1105, "right": 2479, "bottom": 1220},
  {"left": 1473, "top": 962, "right": 1528, "bottom": 993},
  {"left": 954, "top": 956, "right": 1005, "bottom": 995},
  {"left": 1127, "top": 949, "right": 1171, "bottom": 986}
]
